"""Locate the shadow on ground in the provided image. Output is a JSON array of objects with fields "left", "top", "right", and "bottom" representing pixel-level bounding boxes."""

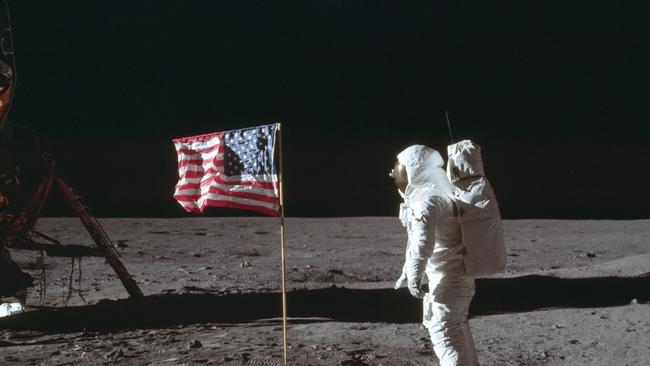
[{"left": 1, "top": 275, "right": 648, "bottom": 332}]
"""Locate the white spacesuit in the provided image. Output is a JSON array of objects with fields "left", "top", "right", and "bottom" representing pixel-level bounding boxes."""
[{"left": 392, "top": 145, "right": 479, "bottom": 366}]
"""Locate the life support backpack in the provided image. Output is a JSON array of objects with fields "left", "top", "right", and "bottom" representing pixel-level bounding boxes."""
[{"left": 447, "top": 140, "right": 506, "bottom": 276}]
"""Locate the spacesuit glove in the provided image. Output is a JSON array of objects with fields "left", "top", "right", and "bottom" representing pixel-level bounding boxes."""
[
  {"left": 407, "top": 277, "right": 426, "bottom": 299},
  {"left": 394, "top": 271, "right": 407, "bottom": 289}
]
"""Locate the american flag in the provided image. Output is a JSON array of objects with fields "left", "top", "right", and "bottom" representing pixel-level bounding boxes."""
[{"left": 173, "top": 124, "right": 280, "bottom": 216}]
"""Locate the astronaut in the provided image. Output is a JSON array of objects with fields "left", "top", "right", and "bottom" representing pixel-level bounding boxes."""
[{"left": 391, "top": 145, "right": 479, "bottom": 366}]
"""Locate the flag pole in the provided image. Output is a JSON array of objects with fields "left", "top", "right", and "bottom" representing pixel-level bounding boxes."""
[{"left": 276, "top": 122, "right": 289, "bottom": 364}]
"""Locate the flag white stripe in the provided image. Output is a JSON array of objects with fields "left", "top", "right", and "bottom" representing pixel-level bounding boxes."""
[
  {"left": 176, "top": 173, "right": 279, "bottom": 184},
  {"left": 174, "top": 136, "right": 221, "bottom": 151},
  {"left": 177, "top": 160, "right": 222, "bottom": 174},
  {"left": 176, "top": 194, "right": 279, "bottom": 211},
  {"left": 174, "top": 182, "right": 278, "bottom": 197},
  {"left": 217, "top": 173, "right": 278, "bottom": 183},
  {"left": 177, "top": 151, "right": 223, "bottom": 163}
]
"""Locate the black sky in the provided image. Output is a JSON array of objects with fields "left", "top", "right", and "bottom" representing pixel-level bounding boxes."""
[{"left": 6, "top": 1, "right": 649, "bottom": 218}]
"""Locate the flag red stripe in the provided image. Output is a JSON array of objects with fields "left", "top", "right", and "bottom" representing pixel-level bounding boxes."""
[
  {"left": 178, "top": 167, "right": 224, "bottom": 179},
  {"left": 176, "top": 175, "right": 278, "bottom": 190},
  {"left": 178, "top": 170, "right": 206, "bottom": 179},
  {"left": 175, "top": 184, "right": 277, "bottom": 198},
  {"left": 174, "top": 188, "right": 279, "bottom": 205},
  {"left": 174, "top": 197, "right": 279, "bottom": 216},
  {"left": 176, "top": 143, "right": 224, "bottom": 156},
  {"left": 175, "top": 181, "right": 278, "bottom": 192},
  {"left": 201, "top": 200, "right": 280, "bottom": 216},
  {"left": 212, "top": 174, "right": 278, "bottom": 189},
  {"left": 177, "top": 159, "right": 212, "bottom": 168},
  {"left": 177, "top": 160, "right": 224, "bottom": 169},
  {"left": 178, "top": 202, "right": 201, "bottom": 214},
  {"left": 173, "top": 131, "right": 224, "bottom": 144}
]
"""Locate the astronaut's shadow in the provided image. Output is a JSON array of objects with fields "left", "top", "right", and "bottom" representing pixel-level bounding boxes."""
[
  {"left": 470, "top": 274, "right": 649, "bottom": 315},
  {"left": 0, "top": 274, "right": 648, "bottom": 333}
]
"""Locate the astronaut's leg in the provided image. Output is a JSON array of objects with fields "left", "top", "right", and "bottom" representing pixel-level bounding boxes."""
[
  {"left": 423, "top": 277, "right": 478, "bottom": 366},
  {"left": 461, "top": 317, "right": 478, "bottom": 364}
]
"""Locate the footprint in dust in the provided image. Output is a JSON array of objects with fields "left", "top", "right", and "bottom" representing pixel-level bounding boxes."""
[
  {"left": 247, "top": 358, "right": 283, "bottom": 366},
  {"left": 343, "top": 349, "right": 376, "bottom": 365},
  {"left": 339, "top": 360, "right": 369, "bottom": 366},
  {"left": 236, "top": 249, "right": 261, "bottom": 257}
]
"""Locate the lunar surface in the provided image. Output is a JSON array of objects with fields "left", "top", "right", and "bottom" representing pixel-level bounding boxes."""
[{"left": 1, "top": 217, "right": 649, "bottom": 365}]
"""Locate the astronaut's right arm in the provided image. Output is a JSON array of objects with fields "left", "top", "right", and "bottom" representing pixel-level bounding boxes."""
[
  {"left": 394, "top": 244, "right": 410, "bottom": 289},
  {"left": 403, "top": 206, "right": 438, "bottom": 298},
  {"left": 394, "top": 202, "right": 411, "bottom": 289},
  {"left": 405, "top": 219, "right": 435, "bottom": 278}
]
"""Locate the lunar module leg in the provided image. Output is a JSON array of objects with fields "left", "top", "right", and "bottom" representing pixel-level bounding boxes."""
[{"left": 57, "top": 178, "right": 144, "bottom": 300}]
